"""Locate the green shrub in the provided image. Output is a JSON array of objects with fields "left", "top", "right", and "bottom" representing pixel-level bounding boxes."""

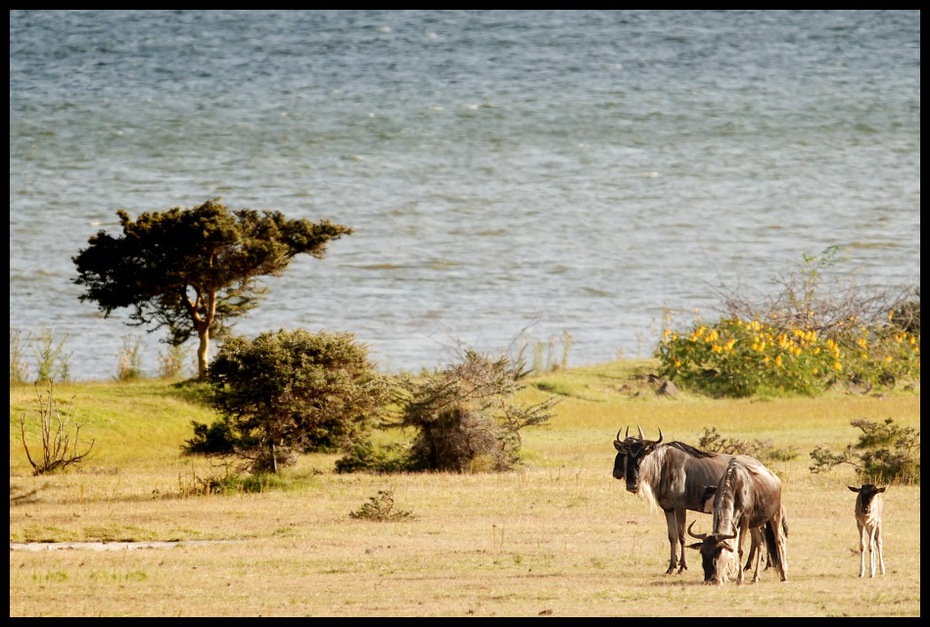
[
  {"left": 809, "top": 417, "right": 920, "bottom": 485},
  {"left": 349, "top": 489, "right": 414, "bottom": 521},
  {"left": 185, "top": 328, "right": 390, "bottom": 474}
]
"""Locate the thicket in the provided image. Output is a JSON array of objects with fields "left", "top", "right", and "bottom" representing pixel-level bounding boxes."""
[
  {"left": 336, "top": 349, "right": 559, "bottom": 474},
  {"left": 696, "top": 426, "right": 798, "bottom": 464},
  {"left": 656, "top": 248, "right": 920, "bottom": 398},
  {"left": 810, "top": 417, "right": 920, "bottom": 485}
]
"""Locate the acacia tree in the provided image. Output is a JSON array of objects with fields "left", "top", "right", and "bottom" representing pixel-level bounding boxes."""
[{"left": 72, "top": 198, "right": 353, "bottom": 379}]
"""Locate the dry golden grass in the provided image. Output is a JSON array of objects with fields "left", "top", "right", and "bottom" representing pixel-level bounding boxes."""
[{"left": 9, "top": 361, "right": 920, "bottom": 616}]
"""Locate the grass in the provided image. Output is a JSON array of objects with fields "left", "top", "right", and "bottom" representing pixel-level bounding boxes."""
[{"left": 8, "top": 359, "right": 920, "bottom": 617}]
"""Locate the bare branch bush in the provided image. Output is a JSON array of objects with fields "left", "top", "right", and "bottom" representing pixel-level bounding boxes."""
[
  {"left": 390, "top": 349, "right": 559, "bottom": 473},
  {"left": 19, "top": 381, "right": 95, "bottom": 475},
  {"left": 711, "top": 246, "right": 919, "bottom": 350}
]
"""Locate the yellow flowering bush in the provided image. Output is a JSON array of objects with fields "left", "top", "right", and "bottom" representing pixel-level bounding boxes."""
[{"left": 656, "top": 313, "right": 920, "bottom": 398}]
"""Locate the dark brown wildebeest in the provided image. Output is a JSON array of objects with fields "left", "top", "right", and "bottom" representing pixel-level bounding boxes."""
[
  {"left": 613, "top": 426, "right": 736, "bottom": 575},
  {"left": 848, "top": 483, "right": 886, "bottom": 577},
  {"left": 686, "top": 456, "right": 788, "bottom": 585}
]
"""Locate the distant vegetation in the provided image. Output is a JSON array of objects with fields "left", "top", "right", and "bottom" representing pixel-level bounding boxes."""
[{"left": 10, "top": 246, "right": 920, "bottom": 485}]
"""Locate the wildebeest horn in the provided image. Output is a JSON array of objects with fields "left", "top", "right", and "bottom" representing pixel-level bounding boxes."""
[
  {"left": 715, "top": 532, "right": 738, "bottom": 543},
  {"left": 625, "top": 425, "right": 630, "bottom": 438},
  {"left": 656, "top": 427, "right": 663, "bottom": 444},
  {"left": 687, "top": 521, "right": 707, "bottom": 540},
  {"left": 637, "top": 425, "right": 644, "bottom": 440},
  {"left": 615, "top": 429, "right": 623, "bottom": 443}
]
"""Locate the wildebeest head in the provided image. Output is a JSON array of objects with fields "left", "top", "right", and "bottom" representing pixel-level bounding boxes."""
[
  {"left": 686, "top": 521, "right": 738, "bottom": 585},
  {"left": 612, "top": 425, "right": 663, "bottom": 493},
  {"left": 612, "top": 428, "right": 631, "bottom": 480},
  {"left": 848, "top": 483, "right": 886, "bottom": 515}
]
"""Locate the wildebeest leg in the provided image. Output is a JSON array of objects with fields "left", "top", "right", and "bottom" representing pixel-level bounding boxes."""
[
  {"left": 772, "top": 509, "right": 788, "bottom": 582},
  {"left": 735, "top": 524, "right": 748, "bottom": 586},
  {"left": 663, "top": 508, "right": 684, "bottom": 574},
  {"left": 744, "top": 527, "right": 765, "bottom": 571},
  {"left": 675, "top": 509, "right": 689, "bottom": 574},
  {"left": 750, "top": 527, "right": 765, "bottom": 583},
  {"left": 858, "top": 521, "right": 867, "bottom": 577},
  {"left": 875, "top": 521, "right": 885, "bottom": 575},
  {"left": 867, "top": 522, "right": 883, "bottom": 577}
]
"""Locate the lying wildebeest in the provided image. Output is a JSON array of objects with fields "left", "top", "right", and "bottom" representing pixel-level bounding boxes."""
[
  {"left": 686, "top": 456, "right": 788, "bottom": 585},
  {"left": 848, "top": 483, "right": 886, "bottom": 577},
  {"left": 613, "top": 426, "right": 736, "bottom": 575}
]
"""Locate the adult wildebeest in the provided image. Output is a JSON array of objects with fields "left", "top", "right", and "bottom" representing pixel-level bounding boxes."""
[
  {"left": 613, "top": 426, "right": 735, "bottom": 575},
  {"left": 848, "top": 483, "right": 886, "bottom": 577},
  {"left": 686, "top": 456, "right": 788, "bottom": 585}
]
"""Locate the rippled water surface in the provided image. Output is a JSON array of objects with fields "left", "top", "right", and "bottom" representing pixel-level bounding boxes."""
[{"left": 10, "top": 10, "right": 921, "bottom": 380}]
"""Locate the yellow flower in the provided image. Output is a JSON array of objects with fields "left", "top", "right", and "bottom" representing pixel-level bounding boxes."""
[
  {"left": 775, "top": 355, "right": 783, "bottom": 367},
  {"left": 884, "top": 356, "right": 893, "bottom": 363},
  {"left": 834, "top": 361, "right": 843, "bottom": 372}
]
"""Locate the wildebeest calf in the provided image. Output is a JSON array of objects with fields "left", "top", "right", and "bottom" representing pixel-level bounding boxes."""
[{"left": 848, "top": 483, "right": 886, "bottom": 577}]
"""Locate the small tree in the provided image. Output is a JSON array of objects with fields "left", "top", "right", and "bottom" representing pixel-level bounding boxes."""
[
  {"left": 73, "top": 198, "right": 353, "bottom": 380},
  {"left": 187, "top": 328, "right": 390, "bottom": 474},
  {"left": 389, "top": 349, "right": 558, "bottom": 473}
]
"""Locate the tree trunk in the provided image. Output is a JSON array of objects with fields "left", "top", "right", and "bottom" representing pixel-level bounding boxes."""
[{"left": 196, "top": 328, "right": 210, "bottom": 380}]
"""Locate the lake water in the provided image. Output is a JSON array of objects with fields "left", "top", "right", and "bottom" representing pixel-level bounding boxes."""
[{"left": 10, "top": 10, "right": 921, "bottom": 380}]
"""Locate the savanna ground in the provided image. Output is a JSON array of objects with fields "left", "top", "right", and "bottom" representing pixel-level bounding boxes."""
[{"left": 9, "top": 360, "right": 920, "bottom": 617}]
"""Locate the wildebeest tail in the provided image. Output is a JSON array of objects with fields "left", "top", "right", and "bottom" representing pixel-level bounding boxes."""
[{"left": 763, "top": 520, "right": 784, "bottom": 572}]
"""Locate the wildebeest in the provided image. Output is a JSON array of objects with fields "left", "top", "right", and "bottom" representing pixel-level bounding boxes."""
[
  {"left": 848, "top": 483, "right": 886, "bottom": 577},
  {"left": 613, "top": 426, "right": 735, "bottom": 575},
  {"left": 686, "top": 456, "right": 788, "bottom": 585}
]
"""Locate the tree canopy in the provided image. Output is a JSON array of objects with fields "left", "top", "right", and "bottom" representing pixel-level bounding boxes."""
[{"left": 72, "top": 198, "right": 353, "bottom": 379}]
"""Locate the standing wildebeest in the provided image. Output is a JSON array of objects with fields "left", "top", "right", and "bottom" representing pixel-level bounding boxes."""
[
  {"left": 613, "top": 426, "right": 735, "bottom": 575},
  {"left": 686, "top": 456, "right": 788, "bottom": 585},
  {"left": 848, "top": 483, "right": 886, "bottom": 577}
]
